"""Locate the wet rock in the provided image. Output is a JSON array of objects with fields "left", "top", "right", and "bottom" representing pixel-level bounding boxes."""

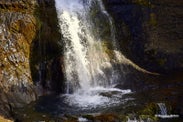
[
  {"left": 100, "top": 91, "right": 119, "bottom": 97},
  {"left": 51, "top": 57, "right": 65, "bottom": 93},
  {"left": 30, "top": 0, "right": 62, "bottom": 93},
  {"left": 82, "top": 115, "right": 95, "bottom": 121},
  {"left": 64, "top": 114, "right": 78, "bottom": 122},
  {"left": 103, "top": 0, "right": 183, "bottom": 73}
]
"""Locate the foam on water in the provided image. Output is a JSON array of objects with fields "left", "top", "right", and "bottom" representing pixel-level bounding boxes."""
[
  {"left": 78, "top": 117, "right": 88, "bottom": 122},
  {"left": 155, "top": 114, "right": 179, "bottom": 118},
  {"left": 63, "top": 87, "right": 132, "bottom": 109}
]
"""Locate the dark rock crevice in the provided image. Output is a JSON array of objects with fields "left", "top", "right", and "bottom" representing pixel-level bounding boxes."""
[{"left": 30, "top": 0, "right": 64, "bottom": 94}]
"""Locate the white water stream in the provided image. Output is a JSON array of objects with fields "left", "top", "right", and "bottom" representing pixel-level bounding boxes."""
[
  {"left": 55, "top": 0, "right": 132, "bottom": 108},
  {"left": 155, "top": 103, "right": 179, "bottom": 118}
]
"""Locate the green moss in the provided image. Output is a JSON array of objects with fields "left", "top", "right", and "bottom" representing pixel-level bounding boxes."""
[
  {"left": 140, "top": 115, "right": 158, "bottom": 121},
  {"left": 137, "top": 103, "right": 159, "bottom": 121},
  {"left": 140, "top": 103, "right": 157, "bottom": 115}
]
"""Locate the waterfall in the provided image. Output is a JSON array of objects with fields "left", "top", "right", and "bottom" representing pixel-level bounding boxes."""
[
  {"left": 158, "top": 103, "right": 167, "bottom": 115},
  {"left": 155, "top": 103, "right": 179, "bottom": 118},
  {"left": 55, "top": 0, "right": 158, "bottom": 95},
  {"left": 54, "top": 0, "right": 133, "bottom": 108},
  {"left": 55, "top": 0, "right": 122, "bottom": 93}
]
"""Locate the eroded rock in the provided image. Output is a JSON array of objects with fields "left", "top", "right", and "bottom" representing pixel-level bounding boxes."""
[{"left": 0, "top": 0, "right": 37, "bottom": 118}]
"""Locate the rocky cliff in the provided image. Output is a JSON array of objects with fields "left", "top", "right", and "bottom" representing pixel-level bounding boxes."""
[
  {"left": 0, "top": 0, "right": 37, "bottom": 118},
  {"left": 30, "top": 0, "right": 63, "bottom": 94},
  {"left": 102, "top": 0, "right": 183, "bottom": 116},
  {"left": 0, "top": 0, "right": 182, "bottom": 120},
  {"left": 103, "top": 0, "right": 183, "bottom": 73}
]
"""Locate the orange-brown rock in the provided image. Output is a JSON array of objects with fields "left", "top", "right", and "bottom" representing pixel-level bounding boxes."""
[{"left": 0, "top": 0, "right": 37, "bottom": 118}]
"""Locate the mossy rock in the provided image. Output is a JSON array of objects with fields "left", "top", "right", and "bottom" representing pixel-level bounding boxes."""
[
  {"left": 139, "top": 115, "right": 158, "bottom": 121},
  {"left": 139, "top": 103, "right": 157, "bottom": 115}
]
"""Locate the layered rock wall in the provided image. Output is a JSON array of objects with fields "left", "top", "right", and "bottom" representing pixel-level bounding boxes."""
[{"left": 0, "top": 0, "right": 37, "bottom": 117}]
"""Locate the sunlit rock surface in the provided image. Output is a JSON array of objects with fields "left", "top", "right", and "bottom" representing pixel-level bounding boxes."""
[
  {"left": 0, "top": 115, "right": 12, "bottom": 122},
  {"left": 0, "top": 0, "right": 37, "bottom": 117}
]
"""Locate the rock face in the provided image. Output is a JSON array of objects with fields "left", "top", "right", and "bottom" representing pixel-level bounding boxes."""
[
  {"left": 0, "top": 0, "right": 182, "bottom": 119},
  {"left": 103, "top": 0, "right": 183, "bottom": 73},
  {"left": 0, "top": 0, "right": 64, "bottom": 118},
  {"left": 103, "top": 0, "right": 183, "bottom": 116},
  {"left": 0, "top": 115, "right": 12, "bottom": 122},
  {"left": 30, "top": 0, "right": 63, "bottom": 93},
  {"left": 0, "top": 0, "right": 37, "bottom": 117}
]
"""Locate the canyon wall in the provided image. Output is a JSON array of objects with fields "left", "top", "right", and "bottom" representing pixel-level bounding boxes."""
[
  {"left": 0, "top": 0, "right": 38, "bottom": 118},
  {"left": 103, "top": 0, "right": 183, "bottom": 73},
  {"left": 0, "top": 0, "right": 182, "bottom": 119}
]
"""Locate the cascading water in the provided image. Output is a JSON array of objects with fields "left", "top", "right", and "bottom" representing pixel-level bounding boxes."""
[
  {"left": 55, "top": 0, "right": 132, "bottom": 108},
  {"left": 158, "top": 103, "right": 168, "bottom": 115},
  {"left": 55, "top": 0, "right": 120, "bottom": 91},
  {"left": 155, "top": 103, "right": 179, "bottom": 118}
]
